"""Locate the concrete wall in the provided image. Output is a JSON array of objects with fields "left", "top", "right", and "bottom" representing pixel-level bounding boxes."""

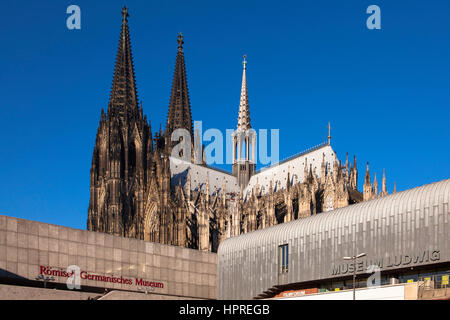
[
  {"left": 98, "top": 290, "right": 197, "bottom": 300},
  {"left": 0, "top": 215, "right": 217, "bottom": 299},
  {"left": 0, "top": 284, "right": 96, "bottom": 300}
]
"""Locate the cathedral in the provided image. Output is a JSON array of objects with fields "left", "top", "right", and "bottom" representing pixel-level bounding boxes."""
[{"left": 87, "top": 7, "right": 393, "bottom": 252}]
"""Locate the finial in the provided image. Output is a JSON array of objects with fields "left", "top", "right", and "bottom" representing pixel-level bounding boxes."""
[
  {"left": 328, "top": 122, "right": 332, "bottom": 144},
  {"left": 177, "top": 33, "right": 184, "bottom": 51},
  {"left": 121, "top": 6, "right": 129, "bottom": 22},
  {"left": 243, "top": 55, "right": 247, "bottom": 69}
]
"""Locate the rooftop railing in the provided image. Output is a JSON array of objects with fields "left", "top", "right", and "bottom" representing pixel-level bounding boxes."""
[{"left": 255, "top": 140, "right": 330, "bottom": 174}]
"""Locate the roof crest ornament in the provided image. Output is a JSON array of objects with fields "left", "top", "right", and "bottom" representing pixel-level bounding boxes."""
[
  {"left": 122, "top": 6, "right": 129, "bottom": 22},
  {"left": 177, "top": 32, "right": 184, "bottom": 51},
  {"left": 328, "top": 122, "right": 332, "bottom": 145}
]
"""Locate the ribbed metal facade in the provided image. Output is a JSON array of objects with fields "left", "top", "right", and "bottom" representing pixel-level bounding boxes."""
[{"left": 218, "top": 179, "right": 450, "bottom": 299}]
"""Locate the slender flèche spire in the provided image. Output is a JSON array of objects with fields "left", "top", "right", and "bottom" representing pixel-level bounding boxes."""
[
  {"left": 328, "top": 122, "right": 332, "bottom": 144},
  {"left": 237, "top": 55, "right": 251, "bottom": 130},
  {"left": 108, "top": 6, "right": 139, "bottom": 116},
  {"left": 166, "top": 32, "right": 193, "bottom": 142}
]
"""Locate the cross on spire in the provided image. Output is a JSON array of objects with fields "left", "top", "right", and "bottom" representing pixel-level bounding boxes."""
[
  {"left": 236, "top": 55, "right": 251, "bottom": 130},
  {"left": 121, "top": 6, "right": 129, "bottom": 22},
  {"left": 166, "top": 32, "right": 193, "bottom": 146},
  {"left": 177, "top": 32, "right": 184, "bottom": 51},
  {"left": 108, "top": 6, "right": 138, "bottom": 116},
  {"left": 328, "top": 122, "right": 332, "bottom": 144}
]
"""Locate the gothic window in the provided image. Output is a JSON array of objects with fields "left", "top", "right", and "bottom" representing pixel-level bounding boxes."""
[
  {"left": 128, "top": 142, "right": 136, "bottom": 172},
  {"left": 325, "top": 195, "right": 334, "bottom": 212}
]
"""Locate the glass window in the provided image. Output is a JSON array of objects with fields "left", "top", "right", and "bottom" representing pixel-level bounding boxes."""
[{"left": 279, "top": 244, "right": 289, "bottom": 274}]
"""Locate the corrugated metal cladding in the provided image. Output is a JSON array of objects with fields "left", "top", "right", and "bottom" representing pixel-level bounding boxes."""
[{"left": 217, "top": 179, "right": 450, "bottom": 300}]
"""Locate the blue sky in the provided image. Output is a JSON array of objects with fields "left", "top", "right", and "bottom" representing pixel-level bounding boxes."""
[{"left": 0, "top": 0, "right": 449, "bottom": 230}]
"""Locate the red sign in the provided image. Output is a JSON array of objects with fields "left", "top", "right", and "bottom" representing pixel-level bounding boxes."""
[
  {"left": 275, "top": 288, "right": 318, "bottom": 298},
  {"left": 39, "top": 266, "right": 164, "bottom": 288}
]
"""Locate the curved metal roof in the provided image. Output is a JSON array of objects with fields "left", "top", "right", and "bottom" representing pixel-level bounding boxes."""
[
  {"left": 218, "top": 178, "right": 450, "bottom": 256},
  {"left": 218, "top": 178, "right": 450, "bottom": 299}
]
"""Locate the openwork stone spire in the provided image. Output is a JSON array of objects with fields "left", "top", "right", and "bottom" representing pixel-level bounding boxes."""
[
  {"left": 166, "top": 32, "right": 193, "bottom": 142},
  {"left": 237, "top": 55, "right": 251, "bottom": 130},
  {"left": 88, "top": 7, "right": 152, "bottom": 238},
  {"left": 232, "top": 55, "right": 255, "bottom": 187},
  {"left": 108, "top": 6, "right": 139, "bottom": 117}
]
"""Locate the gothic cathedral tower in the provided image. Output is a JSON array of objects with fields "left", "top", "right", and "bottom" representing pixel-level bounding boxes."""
[
  {"left": 86, "top": 8, "right": 384, "bottom": 252},
  {"left": 87, "top": 7, "right": 153, "bottom": 237}
]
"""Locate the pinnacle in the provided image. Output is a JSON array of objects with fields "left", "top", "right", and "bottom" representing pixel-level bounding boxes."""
[{"left": 166, "top": 33, "right": 193, "bottom": 141}]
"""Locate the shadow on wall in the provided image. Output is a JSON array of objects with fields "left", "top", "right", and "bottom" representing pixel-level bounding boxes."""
[{"left": 0, "top": 268, "right": 28, "bottom": 281}]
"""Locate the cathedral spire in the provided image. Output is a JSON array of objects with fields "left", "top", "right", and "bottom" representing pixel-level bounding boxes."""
[
  {"left": 237, "top": 55, "right": 251, "bottom": 130},
  {"left": 166, "top": 33, "right": 193, "bottom": 145},
  {"left": 232, "top": 55, "right": 255, "bottom": 187},
  {"left": 381, "top": 168, "right": 388, "bottom": 196},
  {"left": 365, "top": 162, "right": 370, "bottom": 184},
  {"left": 373, "top": 172, "right": 378, "bottom": 196},
  {"left": 363, "top": 162, "right": 372, "bottom": 201},
  {"left": 328, "top": 122, "right": 331, "bottom": 145},
  {"left": 345, "top": 152, "right": 350, "bottom": 181},
  {"left": 108, "top": 6, "right": 139, "bottom": 116}
]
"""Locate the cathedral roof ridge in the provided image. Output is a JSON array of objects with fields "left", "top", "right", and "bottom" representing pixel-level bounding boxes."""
[
  {"left": 242, "top": 141, "right": 335, "bottom": 200},
  {"left": 255, "top": 140, "right": 330, "bottom": 174},
  {"left": 169, "top": 156, "right": 234, "bottom": 177},
  {"left": 169, "top": 157, "right": 240, "bottom": 195}
]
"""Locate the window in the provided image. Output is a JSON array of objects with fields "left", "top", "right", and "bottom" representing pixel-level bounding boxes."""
[{"left": 279, "top": 244, "right": 289, "bottom": 274}]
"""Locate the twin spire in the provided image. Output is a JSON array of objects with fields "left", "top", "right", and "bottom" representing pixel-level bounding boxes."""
[
  {"left": 108, "top": 7, "right": 252, "bottom": 142},
  {"left": 166, "top": 32, "right": 194, "bottom": 143},
  {"left": 108, "top": 6, "right": 138, "bottom": 116}
]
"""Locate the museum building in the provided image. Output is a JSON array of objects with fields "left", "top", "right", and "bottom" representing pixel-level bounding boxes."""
[
  {"left": 0, "top": 215, "right": 217, "bottom": 300},
  {"left": 217, "top": 179, "right": 450, "bottom": 299}
]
